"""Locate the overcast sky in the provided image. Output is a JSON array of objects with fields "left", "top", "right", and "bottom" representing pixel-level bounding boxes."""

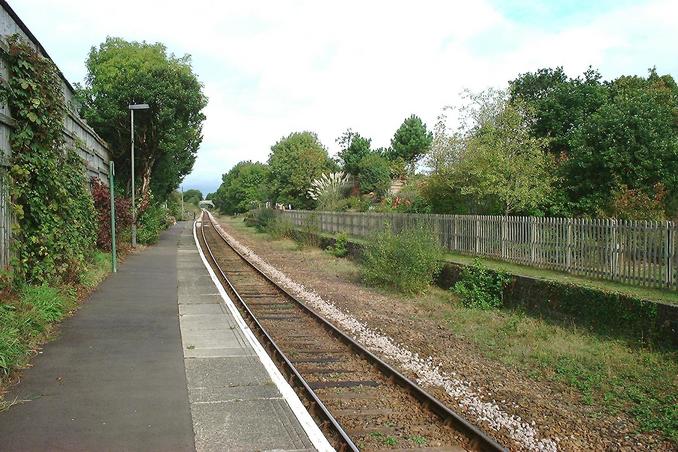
[{"left": 10, "top": 0, "right": 678, "bottom": 195}]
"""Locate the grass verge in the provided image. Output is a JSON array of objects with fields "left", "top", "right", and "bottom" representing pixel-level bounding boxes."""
[{"left": 420, "top": 290, "right": 677, "bottom": 442}]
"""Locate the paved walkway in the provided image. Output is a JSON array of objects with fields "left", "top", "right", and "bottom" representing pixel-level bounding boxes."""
[
  {"left": 0, "top": 223, "right": 194, "bottom": 451},
  {"left": 0, "top": 221, "right": 321, "bottom": 451}
]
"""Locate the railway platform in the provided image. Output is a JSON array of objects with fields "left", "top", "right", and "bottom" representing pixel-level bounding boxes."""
[{"left": 0, "top": 221, "right": 324, "bottom": 451}]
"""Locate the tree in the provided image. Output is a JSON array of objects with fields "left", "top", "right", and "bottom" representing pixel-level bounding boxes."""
[
  {"left": 511, "top": 67, "right": 678, "bottom": 216},
  {"left": 357, "top": 153, "right": 391, "bottom": 197},
  {"left": 337, "top": 129, "right": 372, "bottom": 176},
  {"left": 509, "top": 67, "right": 606, "bottom": 158},
  {"left": 389, "top": 114, "right": 433, "bottom": 168},
  {"left": 564, "top": 71, "right": 678, "bottom": 216},
  {"left": 454, "top": 91, "right": 554, "bottom": 215},
  {"left": 268, "top": 132, "right": 332, "bottom": 209},
  {"left": 425, "top": 112, "right": 463, "bottom": 174},
  {"left": 78, "top": 37, "right": 207, "bottom": 201},
  {"left": 183, "top": 189, "right": 202, "bottom": 206},
  {"left": 213, "top": 161, "right": 270, "bottom": 214}
]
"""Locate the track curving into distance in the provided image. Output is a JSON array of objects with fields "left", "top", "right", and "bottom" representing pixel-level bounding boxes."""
[{"left": 198, "top": 212, "right": 505, "bottom": 452}]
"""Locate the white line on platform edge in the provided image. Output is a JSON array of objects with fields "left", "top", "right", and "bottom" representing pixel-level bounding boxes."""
[{"left": 192, "top": 219, "right": 334, "bottom": 452}]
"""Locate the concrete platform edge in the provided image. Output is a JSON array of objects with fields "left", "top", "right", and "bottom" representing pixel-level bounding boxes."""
[{"left": 192, "top": 219, "right": 333, "bottom": 452}]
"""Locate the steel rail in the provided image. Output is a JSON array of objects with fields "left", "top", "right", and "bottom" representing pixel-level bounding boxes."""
[
  {"left": 198, "top": 215, "right": 358, "bottom": 451},
  {"left": 200, "top": 212, "right": 506, "bottom": 451}
]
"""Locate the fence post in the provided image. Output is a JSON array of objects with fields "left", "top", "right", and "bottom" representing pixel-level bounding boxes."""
[
  {"left": 666, "top": 220, "right": 674, "bottom": 288},
  {"left": 475, "top": 215, "right": 480, "bottom": 254},
  {"left": 530, "top": 217, "right": 536, "bottom": 264},
  {"left": 610, "top": 218, "right": 618, "bottom": 280},
  {"left": 500, "top": 216, "right": 506, "bottom": 259},
  {"left": 566, "top": 218, "right": 572, "bottom": 272}
]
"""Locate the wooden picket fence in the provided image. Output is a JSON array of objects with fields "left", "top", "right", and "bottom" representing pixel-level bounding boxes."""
[{"left": 277, "top": 210, "right": 678, "bottom": 290}]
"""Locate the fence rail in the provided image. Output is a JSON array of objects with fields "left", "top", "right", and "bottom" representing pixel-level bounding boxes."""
[{"left": 277, "top": 210, "right": 677, "bottom": 291}]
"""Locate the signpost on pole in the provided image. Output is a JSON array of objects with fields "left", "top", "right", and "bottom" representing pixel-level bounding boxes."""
[{"left": 109, "top": 161, "right": 117, "bottom": 273}]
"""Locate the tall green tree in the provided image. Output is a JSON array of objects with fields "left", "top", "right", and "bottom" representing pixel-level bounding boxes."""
[
  {"left": 78, "top": 37, "right": 207, "bottom": 201},
  {"left": 213, "top": 161, "right": 270, "bottom": 214},
  {"left": 509, "top": 67, "right": 606, "bottom": 159},
  {"left": 564, "top": 71, "right": 678, "bottom": 215},
  {"left": 456, "top": 100, "right": 554, "bottom": 215},
  {"left": 183, "top": 189, "right": 203, "bottom": 206},
  {"left": 268, "top": 132, "right": 332, "bottom": 209},
  {"left": 357, "top": 153, "right": 391, "bottom": 196},
  {"left": 337, "top": 129, "right": 372, "bottom": 176},
  {"left": 389, "top": 114, "right": 433, "bottom": 168},
  {"left": 511, "top": 67, "right": 678, "bottom": 216}
]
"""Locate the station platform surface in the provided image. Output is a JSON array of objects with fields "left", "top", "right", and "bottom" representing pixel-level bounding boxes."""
[{"left": 0, "top": 221, "right": 318, "bottom": 451}]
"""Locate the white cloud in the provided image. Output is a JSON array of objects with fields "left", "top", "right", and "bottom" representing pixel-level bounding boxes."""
[{"left": 10, "top": 0, "right": 678, "bottom": 194}]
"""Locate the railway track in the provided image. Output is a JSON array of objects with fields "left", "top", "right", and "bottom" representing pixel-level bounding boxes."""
[{"left": 197, "top": 212, "right": 505, "bottom": 451}]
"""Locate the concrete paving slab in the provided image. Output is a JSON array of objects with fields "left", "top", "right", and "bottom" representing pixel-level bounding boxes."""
[
  {"left": 185, "top": 357, "right": 272, "bottom": 388},
  {"left": 191, "top": 399, "right": 314, "bottom": 452},
  {"left": 188, "top": 383, "right": 282, "bottom": 404},
  {"left": 184, "top": 347, "right": 254, "bottom": 359},
  {"left": 179, "top": 304, "right": 224, "bottom": 315}
]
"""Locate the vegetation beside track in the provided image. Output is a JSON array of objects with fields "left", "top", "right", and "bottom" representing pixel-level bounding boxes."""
[{"left": 222, "top": 214, "right": 678, "bottom": 444}]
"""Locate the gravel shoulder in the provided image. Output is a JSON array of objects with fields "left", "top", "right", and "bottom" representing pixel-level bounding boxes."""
[{"left": 216, "top": 215, "right": 675, "bottom": 451}]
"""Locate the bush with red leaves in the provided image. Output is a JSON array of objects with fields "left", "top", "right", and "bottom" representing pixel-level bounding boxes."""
[{"left": 91, "top": 178, "right": 133, "bottom": 250}]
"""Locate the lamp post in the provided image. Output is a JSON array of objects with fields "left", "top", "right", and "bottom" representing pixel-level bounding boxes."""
[{"left": 128, "top": 103, "right": 149, "bottom": 248}]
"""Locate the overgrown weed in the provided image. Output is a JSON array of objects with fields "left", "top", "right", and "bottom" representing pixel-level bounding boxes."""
[{"left": 361, "top": 224, "right": 444, "bottom": 294}]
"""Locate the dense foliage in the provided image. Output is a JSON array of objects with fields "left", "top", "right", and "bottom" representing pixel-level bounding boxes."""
[
  {"left": 0, "top": 36, "right": 97, "bottom": 285},
  {"left": 453, "top": 259, "right": 511, "bottom": 309},
  {"left": 183, "top": 189, "right": 202, "bottom": 206},
  {"left": 136, "top": 203, "right": 171, "bottom": 245},
  {"left": 361, "top": 225, "right": 444, "bottom": 294},
  {"left": 213, "top": 161, "right": 270, "bottom": 214},
  {"left": 337, "top": 130, "right": 372, "bottom": 177},
  {"left": 78, "top": 37, "right": 207, "bottom": 201},
  {"left": 510, "top": 67, "right": 678, "bottom": 217},
  {"left": 218, "top": 66, "right": 675, "bottom": 221},
  {"left": 357, "top": 153, "right": 391, "bottom": 196},
  {"left": 389, "top": 114, "right": 433, "bottom": 167},
  {"left": 91, "top": 178, "right": 133, "bottom": 251},
  {"left": 267, "top": 132, "right": 334, "bottom": 209}
]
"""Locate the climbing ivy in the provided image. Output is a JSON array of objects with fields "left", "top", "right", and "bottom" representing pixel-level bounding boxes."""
[{"left": 0, "top": 35, "right": 97, "bottom": 285}]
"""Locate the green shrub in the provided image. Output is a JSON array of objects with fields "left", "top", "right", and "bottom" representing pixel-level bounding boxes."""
[
  {"left": 357, "top": 153, "right": 391, "bottom": 197},
  {"left": 0, "top": 304, "right": 24, "bottom": 376},
  {"left": 137, "top": 204, "right": 169, "bottom": 245},
  {"left": 243, "top": 210, "right": 257, "bottom": 227},
  {"left": 338, "top": 196, "right": 371, "bottom": 212},
  {"left": 298, "top": 213, "right": 321, "bottom": 248},
  {"left": 254, "top": 208, "right": 277, "bottom": 232},
  {"left": 453, "top": 259, "right": 511, "bottom": 309},
  {"left": 326, "top": 232, "right": 349, "bottom": 257},
  {"left": 361, "top": 225, "right": 444, "bottom": 293},
  {"left": 267, "top": 217, "right": 294, "bottom": 240},
  {"left": 21, "top": 285, "right": 73, "bottom": 325}
]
